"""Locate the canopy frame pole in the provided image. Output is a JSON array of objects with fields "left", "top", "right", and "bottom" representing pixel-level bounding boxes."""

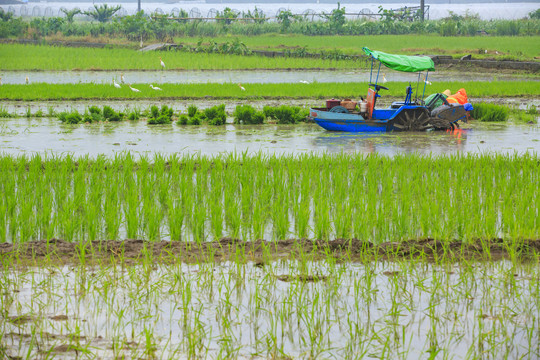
[
  {"left": 375, "top": 62, "right": 381, "bottom": 84},
  {"left": 421, "top": 72, "right": 429, "bottom": 102},
  {"left": 369, "top": 57, "right": 373, "bottom": 84},
  {"left": 414, "top": 72, "right": 421, "bottom": 103}
]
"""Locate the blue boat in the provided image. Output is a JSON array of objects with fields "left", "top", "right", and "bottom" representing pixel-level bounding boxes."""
[{"left": 310, "top": 47, "right": 471, "bottom": 132}]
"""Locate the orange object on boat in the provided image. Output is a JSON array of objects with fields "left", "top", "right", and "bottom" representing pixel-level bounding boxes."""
[{"left": 446, "top": 88, "right": 468, "bottom": 105}]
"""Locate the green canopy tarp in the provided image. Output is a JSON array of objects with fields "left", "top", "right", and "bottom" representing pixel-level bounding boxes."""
[{"left": 363, "top": 47, "right": 435, "bottom": 72}]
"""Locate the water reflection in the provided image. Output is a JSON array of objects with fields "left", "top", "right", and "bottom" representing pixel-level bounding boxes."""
[{"left": 314, "top": 128, "right": 470, "bottom": 155}]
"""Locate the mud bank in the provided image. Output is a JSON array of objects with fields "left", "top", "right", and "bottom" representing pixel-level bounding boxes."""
[{"left": 2, "top": 238, "right": 539, "bottom": 266}]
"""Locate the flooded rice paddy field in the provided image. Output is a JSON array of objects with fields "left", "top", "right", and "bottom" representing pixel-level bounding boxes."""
[
  {"left": 2, "top": 69, "right": 537, "bottom": 85},
  {"left": 1, "top": 97, "right": 539, "bottom": 357},
  {"left": 1, "top": 109, "right": 539, "bottom": 156},
  {"left": 1, "top": 259, "right": 538, "bottom": 359}
]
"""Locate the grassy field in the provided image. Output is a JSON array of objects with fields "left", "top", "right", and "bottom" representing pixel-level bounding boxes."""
[
  {"left": 179, "top": 34, "right": 540, "bottom": 60},
  {"left": 0, "top": 81, "right": 537, "bottom": 101},
  {"left": 0, "top": 44, "right": 361, "bottom": 71}
]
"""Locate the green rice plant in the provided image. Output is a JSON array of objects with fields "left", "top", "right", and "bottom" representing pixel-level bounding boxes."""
[
  {"left": 471, "top": 102, "right": 510, "bottom": 122},
  {"left": 526, "top": 105, "right": 537, "bottom": 115},
  {"left": 187, "top": 105, "right": 199, "bottom": 118},
  {"left": 177, "top": 115, "right": 189, "bottom": 125},
  {"left": 511, "top": 108, "right": 537, "bottom": 123},
  {"left": 233, "top": 105, "right": 265, "bottom": 124},
  {"left": 103, "top": 105, "right": 123, "bottom": 122},
  {"left": 148, "top": 105, "right": 174, "bottom": 125},
  {"left": 0, "top": 106, "right": 15, "bottom": 117},
  {"left": 47, "top": 105, "right": 55, "bottom": 117},
  {"left": 202, "top": 104, "right": 227, "bottom": 125},
  {"left": 127, "top": 107, "right": 142, "bottom": 121},
  {"left": 57, "top": 109, "right": 83, "bottom": 124},
  {"left": 0, "top": 152, "right": 539, "bottom": 244},
  {"left": 3, "top": 81, "right": 535, "bottom": 102}
]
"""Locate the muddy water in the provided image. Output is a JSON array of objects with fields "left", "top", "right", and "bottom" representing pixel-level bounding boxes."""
[
  {"left": 2, "top": 69, "right": 537, "bottom": 85},
  {"left": 1, "top": 261, "right": 538, "bottom": 359},
  {"left": 1, "top": 116, "right": 539, "bottom": 156}
]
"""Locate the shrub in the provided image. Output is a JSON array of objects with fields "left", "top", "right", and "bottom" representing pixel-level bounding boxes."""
[{"left": 234, "top": 104, "right": 265, "bottom": 124}]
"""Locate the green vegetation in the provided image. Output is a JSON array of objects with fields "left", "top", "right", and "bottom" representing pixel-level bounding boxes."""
[
  {"left": 0, "top": 81, "right": 537, "bottom": 101},
  {"left": 147, "top": 104, "right": 174, "bottom": 124},
  {"left": 1, "top": 250, "right": 538, "bottom": 358},
  {"left": 471, "top": 102, "right": 510, "bottom": 122},
  {"left": 0, "top": 44, "right": 361, "bottom": 71},
  {"left": 233, "top": 104, "right": 265, "bottom": 124},
  {"left": 184, "top": 34, "right": 540, "bottom": 61},
  {"left": 0, "top": 152, "right": 538, "bottom": 243},
  {"left": 1, "top": 5, "right": 539, "bottom": 42}
]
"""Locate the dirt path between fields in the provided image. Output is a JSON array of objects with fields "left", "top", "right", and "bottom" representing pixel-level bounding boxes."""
[{"left": 1, "top": 238, "right": 539, "bottom": 266}]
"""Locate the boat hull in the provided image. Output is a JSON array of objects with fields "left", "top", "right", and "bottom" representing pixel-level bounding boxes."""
[{"left": 310, "top": 108, "right": 390, "bottom": 132}]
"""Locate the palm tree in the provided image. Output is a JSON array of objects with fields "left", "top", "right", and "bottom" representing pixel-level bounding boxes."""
[{"left": 84, "top": 4, "right": 122, "bottom": 23}]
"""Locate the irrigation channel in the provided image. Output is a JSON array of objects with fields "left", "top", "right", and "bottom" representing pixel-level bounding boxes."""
[{"left": 1, "top": 69, "right": 537, "bottom": 85}]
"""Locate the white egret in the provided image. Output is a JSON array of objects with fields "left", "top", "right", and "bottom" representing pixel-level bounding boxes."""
[
  {"left": 150, "top": 84, "right": 162, "bottom": 91},
  {"left": 382, "top": 73, "right": 388, "bottom": 83},
  {"left": 299, "top": 80, "right": 310, "bottom": 84},
  {"left": 237, "top": 83, "right": 245, "bottom": 91},
  {"left": 120, "top": 73, "right": 125, "bottom": 84},
  {"left": 128, "top": 84, "right": 141, "bottom": 92},
  {"left": 25, "top": 76, "right": 29, "bottom": 84},
  {"left": 113, "top": 79, "right": 121, "bottom": 88},
  {"left": 160, "top": 57, "right": 166, "bottom": 69}
]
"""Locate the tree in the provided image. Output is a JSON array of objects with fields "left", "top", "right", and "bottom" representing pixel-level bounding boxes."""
[
  {"left": 61, "top": 8, "right": 82, "bottom": 24},
  {"left": 84, "top": 4, "right": 122, "bottom": 23}
]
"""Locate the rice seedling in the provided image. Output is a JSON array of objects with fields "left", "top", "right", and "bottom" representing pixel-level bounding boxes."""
[
  {"left": 0, "top": 106, "right": 16, "bottom": 118},
  {"left": 0, "top": 152, "right": 537, "bottom": 245},
  {"left": 0, "top": 81, "right": 537, "bottom": 101},
  {"left": 0, "top": 44, "right": 361, "bottom": 71},
  {"left": 471, "top": 102, "right": 510, "bottom": 122}
]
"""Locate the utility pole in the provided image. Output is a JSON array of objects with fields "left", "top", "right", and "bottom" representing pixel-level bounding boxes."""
[
  {"left": 138, "top": 0, "right": 141, "bottom": 13},
  {"left": 420, "top": 0, "right": 425, "bottom": 21}
]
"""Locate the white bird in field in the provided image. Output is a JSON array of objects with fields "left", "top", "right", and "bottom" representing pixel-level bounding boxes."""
[
  {"left": 25, "top": 76, "right": 29, "bottom": 84},
  {"left": 299, "top": 80, "right": 310, "bottom": 84},
  {"left": 128, "top": 84, "right": 140, "bottom": 92},
  {"left": 150, "top": 84, "right": 162, "bottom": 91},
  {"left": 484, "top": 49, "right": 488, "bottom": 54},
  {"left": 113, "top": 79, "right": 121, "bottom": 88},
  {"left": 495, "top": 50, "right": 499, "bottom": 55},
  {"left": 237, "top": 83, "right": 245, "bottom": 91},
  {"left": 120, "top": 73, "right": 125, "bottom": 84},
  {"left": 382, "top": 73, "right": 388, "bottom": 83},
  {"left": 422, "top": 75, "right": 432, "bottom": 85},
  {"left": 159, "top": 57, "right": 166, "bottom": 69}
]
